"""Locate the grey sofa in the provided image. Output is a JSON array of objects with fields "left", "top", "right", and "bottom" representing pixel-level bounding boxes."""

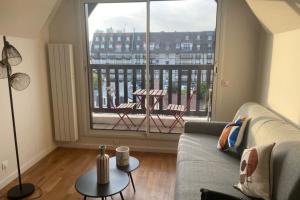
[{"left": 175, "top": 102, "right": 300, "bottom": 200}]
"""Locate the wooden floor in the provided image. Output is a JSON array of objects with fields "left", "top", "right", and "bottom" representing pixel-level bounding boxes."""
[{"left": 0, "top": 148, "right": 177, "bottom": 200}]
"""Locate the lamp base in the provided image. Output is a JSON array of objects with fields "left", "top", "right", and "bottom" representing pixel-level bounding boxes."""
[{"left": 7, "top": 183, "right": 35, "bottom": 199}]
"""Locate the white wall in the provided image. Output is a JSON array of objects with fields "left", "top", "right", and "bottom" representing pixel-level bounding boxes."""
[
  {"left": 213, "top": 0, "right": 261, "bottom": 121},
  {"left": 0, "top": 0, "right": 61, "bottom": 38},
  {"left": 257, "top": 28, "right": 300, "bottom": 127},
  {"left": 0, "top": 27, "right": 56, "bottom": 189},
  {"left": 48, "top": 0, "right": 262, "bottom": 150}
]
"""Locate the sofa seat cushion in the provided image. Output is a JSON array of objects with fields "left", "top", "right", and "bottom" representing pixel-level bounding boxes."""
[
  {"left": 176, "top": 160, "right": 244, "bottom": 200},
  {"left": 177, "top": 133, "right": 240, "bottom": 163},
  {"left": 176, "top": 133, "right": 245, "bottom": 200}
]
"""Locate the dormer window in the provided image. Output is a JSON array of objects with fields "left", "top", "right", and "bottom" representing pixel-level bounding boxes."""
[
  {"left": 185, "top": 35, "right": 189, "bottom": 40},
  {"left": 155, "top": 43, "right": 160, "bottom": 49},
  {"left": 150, "top": 43, "right": 155, "bottom": 51},
  {"left": 137, "top": 35, "right": 141, "bottom": 41},
  {"left": 117, "top": 36, "right": 121, "bottom": 41},
  {"left": 208, "top": 35, "right": 213, "bottom": 40},
  {"left": 197, "top": 44, "right": 201, "bottom": 50},
  {"left": 110, "top": 37, "right": 113, "bottom": 42},
  {"left": 181, "top": 42, "right": 193, "bottom": 51},
  {"left": 115, "top": 44, "right": 122, "bottom": 52},
  {"left": 197, "top": 35, "right": 201, "bottom": 40}
]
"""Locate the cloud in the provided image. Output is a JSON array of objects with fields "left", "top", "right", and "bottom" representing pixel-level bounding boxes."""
[{"left": 88, "top": 0, "right": 217, "bottom": 39}]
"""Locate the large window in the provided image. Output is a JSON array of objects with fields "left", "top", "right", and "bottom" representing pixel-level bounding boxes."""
[{"left": 85, "top": 0, "right": 217, "bottom": 133}]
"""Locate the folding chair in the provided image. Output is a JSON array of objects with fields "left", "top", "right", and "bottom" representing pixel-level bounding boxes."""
[
  {"left": 167, "top": 88, "right": 196, "bottom": 133},
  {"left": 107, "top": 87, "right": 136, "bottom": 129}
]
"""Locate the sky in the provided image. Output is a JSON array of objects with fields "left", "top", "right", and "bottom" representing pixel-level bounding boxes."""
[{"left": 88, "top": 0, "right": 217, "bottom": 41}]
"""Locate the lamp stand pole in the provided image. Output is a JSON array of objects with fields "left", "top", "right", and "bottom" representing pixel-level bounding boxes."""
[{"left": 3, "top": 36, "right": 35, "bottom": 199}]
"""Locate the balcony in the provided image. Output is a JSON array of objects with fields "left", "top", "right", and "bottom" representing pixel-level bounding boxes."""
[{"left": 90, "top": 64, "right": 213, "bottom": 133}]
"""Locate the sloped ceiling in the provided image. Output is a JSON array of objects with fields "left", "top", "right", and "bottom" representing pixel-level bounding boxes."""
[
  {"left": 0, "top": 0, "right": 61, "bottom": 38},
  {"left": 246, "top": 0, "right": 300, "bottom": 34}
]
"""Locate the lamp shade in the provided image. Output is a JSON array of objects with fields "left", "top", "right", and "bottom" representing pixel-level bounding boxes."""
[
  {"left": 2, "top": 44, "right": 22, "bottom": 66},
  {"left": 9, "top": 73, "right": 30, "bottom": 91},
  {"left": 0, "top": 61, "right": 12, "bottom": 79}
]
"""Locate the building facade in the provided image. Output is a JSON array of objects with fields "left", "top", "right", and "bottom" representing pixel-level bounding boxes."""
[{"left": 90, "top": 31, "right": 215, "bottom": 65}]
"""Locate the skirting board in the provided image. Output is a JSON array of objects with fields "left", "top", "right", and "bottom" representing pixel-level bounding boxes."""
[
  {"left": 0, "top": 145, "right": 57, "bottom": 190},
  {"left": 57, "top": 143, "right": 177, "bottom": 154}
]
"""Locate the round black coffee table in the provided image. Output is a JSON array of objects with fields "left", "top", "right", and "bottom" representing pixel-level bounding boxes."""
[
  {"left": 75, "top": 168, "right": 129, "bottom": 200},
  {"left": 110, "top": 156, "right": 140, "bottom": 192}
]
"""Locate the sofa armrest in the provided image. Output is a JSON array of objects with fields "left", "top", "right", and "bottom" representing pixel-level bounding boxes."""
[{"left": 184, "top": 121, "right": 228, "bottom": 136}]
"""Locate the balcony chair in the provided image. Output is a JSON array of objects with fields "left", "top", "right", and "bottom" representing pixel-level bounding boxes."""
[
  {"left": 106, "top": 87, "right": 136, "bottom": 129},
  {"left": 166, "top": 88, "right": 196, "bottom": 133}
]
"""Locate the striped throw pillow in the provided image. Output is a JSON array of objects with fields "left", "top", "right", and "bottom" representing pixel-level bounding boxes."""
[{"left": 217, "top": 116, "right": 248, "bottom": 151}]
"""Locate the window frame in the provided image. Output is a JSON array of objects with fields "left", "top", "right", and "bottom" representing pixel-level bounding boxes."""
[{"left": 79, "top": 0, "right": 219, "bottom": 138}]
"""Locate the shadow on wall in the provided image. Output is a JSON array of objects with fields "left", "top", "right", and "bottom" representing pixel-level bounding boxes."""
[
  {"left": 257, "top": 30, "right": 274, "bottom": 106},
  {"left": 287, "top": 0, "right": 300, "bottom": 15}
]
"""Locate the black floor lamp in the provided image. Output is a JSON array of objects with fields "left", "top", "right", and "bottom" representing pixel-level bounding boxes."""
[{"left": 0, "top": 36, "right": 34, "bottom": 199}]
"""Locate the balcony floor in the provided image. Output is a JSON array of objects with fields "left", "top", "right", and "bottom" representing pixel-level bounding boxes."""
[{"left": 92, "top": 113, "right": 208, "bottom": 134}]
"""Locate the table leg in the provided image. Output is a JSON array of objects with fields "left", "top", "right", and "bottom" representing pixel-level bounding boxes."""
[
  {"left": 84, "top": 196, "right": 87, "bottom": 200},
  {"left": 129, "top": 172, "right": 136, "bottom": 192},
  {"left": 120, "top": 191, "right": 124, "bottom": 200}
]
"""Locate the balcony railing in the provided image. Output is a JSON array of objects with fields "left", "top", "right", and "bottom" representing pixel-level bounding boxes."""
[{"left": 90, "top": 64, "right": 213, "bottom": 116}]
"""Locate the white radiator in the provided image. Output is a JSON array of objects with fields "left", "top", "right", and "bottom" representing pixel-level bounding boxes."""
[{"left": 48, "top": 44, "right": 78, "bottom": 142}]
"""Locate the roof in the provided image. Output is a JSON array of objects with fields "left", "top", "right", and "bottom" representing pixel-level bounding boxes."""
[{"left": 91, "top": 31, "right": 215, "bottom": 54}]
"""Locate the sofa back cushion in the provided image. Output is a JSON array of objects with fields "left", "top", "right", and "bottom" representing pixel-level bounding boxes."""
[{"left": 235, "top": 102, "right": 300, "bottom": 200}]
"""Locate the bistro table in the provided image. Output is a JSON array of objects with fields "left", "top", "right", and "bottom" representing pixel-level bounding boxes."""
[
  {"left": 132, "top": 89, "right": 167, "bottom": 132},
  {"left": 75, "top": 168, "right": 129, "bottom": 200},
  {"left": 110, "top": 156, "right": 140, "bottom": 192}
]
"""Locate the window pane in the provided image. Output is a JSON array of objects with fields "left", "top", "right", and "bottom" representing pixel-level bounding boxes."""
[{"left": 87, "top": 2, "right": 146, "bottom": 131}]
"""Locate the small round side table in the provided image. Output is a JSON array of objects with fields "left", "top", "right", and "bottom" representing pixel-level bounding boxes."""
[
  {"left": 110, "top": 156, "right": 140, "bottom": 192},
  {"left": 75, "top": 168, "right": 129, "bottom": 200}
]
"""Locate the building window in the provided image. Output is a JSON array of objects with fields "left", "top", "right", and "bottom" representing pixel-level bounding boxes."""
[
  {"left": 117, "top": 36, "right": 121, "bottom": 41},
  {"left": 126, "top": 36, "right": 130, "bottom": 41},
  {"left": 109, "top": 44, "right": 113, "bottom": 49},
  {"left": 102, "top": 37, "right": 105, "bottom": 42},
  {"left": 95, "top": 37, "right": 100, "bottom": 42},
  {"left": 125, "top": 44, "right": 130, "bottom": 51},
  {"left": 110, "top": 36, "right": 113, "bottom": 42},
  {"left": 143, "top": 43, "right": 146, "bottom": 49},
  {"left": 208, "top": 43, "right": 212, "bottom": 51},
  {"left": 208, "top": 35, "right": 213, "bottom": 40},
  {"left": 137, "top": 35, "right": 141, "bottom": 41},
  {"left": 176, "top": 43, "right": 180, "bottom": 49},
  {"left": 150, "top": 43, "right": 155, "bottom": 51},
  {"left": 197, "top": 44, "right": 201, "bottom": 51},
  {"left": 101, "top": 44, "right": 105, "bottom": 49},
  {"left": 94, "top": 44, "right": 100, "bottom": 50},
  {"left": 166, "top": 45, "right": 170, "bottom": 51},
  {"left": 136, "top": 44, "right": 140, "bottom": 50},
  {"left": 115, "top": 44, "right": 122, "bottom": 52},
  {"left": 197, "top": 35, "right": 201, "bottom": 40},
  {"left": 207, "top": 53, "right": 213, "bottom": 59},
  {"left": 185, "top": 35, "right": 189, "bottom": 40},
  {"left": 181, "top": 42, "right": 193, "bottom": 51},
  {"left": 155, "top": 43, "right": 160, "bottom": 49}
]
